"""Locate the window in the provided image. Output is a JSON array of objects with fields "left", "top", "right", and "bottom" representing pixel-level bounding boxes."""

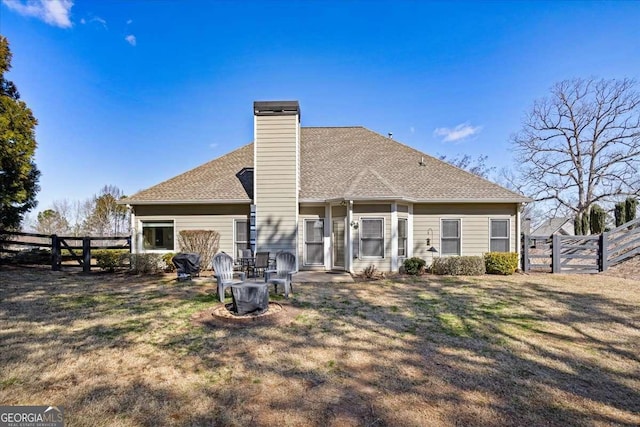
[
  {"left": 490, "top": 219, "right": 510, "bottom": 252},
  {"left": 441, "top": 219, "right": 460, "bottom": 256},
  {"left": 142, "top": 221, "right": 174, "bottom": 250},
  {"left": 398, "top": 218, "right": 408, "bottom": 257},
  {"left": 234, "top": 219, "right": 250, "bottom": 259},
  {"left": 305, "top": 219, "right": 324, "bottom": 265},
  {"left": 360, "top": 218, "right": 384, "bottom": 258}
]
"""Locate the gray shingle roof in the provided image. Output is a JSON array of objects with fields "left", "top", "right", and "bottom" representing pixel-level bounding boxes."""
[
  {"left": 531, "top": 217, "right": 573, "bottom": 236},
  {"left": 123, "top": 126, "right": 529, "bottom": 204}
]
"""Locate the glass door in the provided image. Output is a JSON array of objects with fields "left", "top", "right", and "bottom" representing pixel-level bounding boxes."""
[{"left": 332, "top": 218, "right": 345, "bottom": 269}]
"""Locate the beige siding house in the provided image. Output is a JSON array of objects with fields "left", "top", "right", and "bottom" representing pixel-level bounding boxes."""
[{"left": 121, "top": 101, "right": 530, "bottom": 272}]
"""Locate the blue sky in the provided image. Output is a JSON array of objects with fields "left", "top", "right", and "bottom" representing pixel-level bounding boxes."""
[{"left": 1, "top": 0, "right": 639, "bottom": 212}]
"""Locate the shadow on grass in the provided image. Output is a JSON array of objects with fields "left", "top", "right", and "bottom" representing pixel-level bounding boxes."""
[{"left": 1, "top": 265, "right": 639, "bottom": 426}]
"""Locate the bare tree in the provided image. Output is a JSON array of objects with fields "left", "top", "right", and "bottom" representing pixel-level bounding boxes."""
[
  {"left": 512, "top": 78, "right": 640, "bottom": 222},
  {"left": 439, "top": 154, "right": 495, "bottom": 179}
]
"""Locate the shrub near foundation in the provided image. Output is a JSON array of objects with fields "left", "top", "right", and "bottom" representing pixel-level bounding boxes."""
[
  {"left": 484, "top": 252, "right": 519, "bottom": 275},
  {"left": 94, "top": 249, "right": 129, "bottom": 272},
  {"left": 403, "top": 257, "right": 426, "bottom": 275},
  {"left": 431, "top": 256, "right": 485, "bottom": 275}
]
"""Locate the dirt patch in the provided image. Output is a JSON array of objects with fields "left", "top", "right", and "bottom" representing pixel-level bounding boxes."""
[{"left": 192, "top": 302, "right": 302, "bottom": 328}]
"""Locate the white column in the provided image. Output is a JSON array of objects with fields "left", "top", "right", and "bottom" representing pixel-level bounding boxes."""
[
  {"left": 391, "top": 202, "right": 398, "bottom": 272},
  {"left": 325, "top": 204, "right": 331, "bottom": 270},
  {"left": 347, "top": 200, "right": 353, "bottom": 273},
  {"left": 516, "top": 203, "right": 522, "bottom": 270},
  {"left": 407, "top": 203, "right": 414, "bottom": 258}
]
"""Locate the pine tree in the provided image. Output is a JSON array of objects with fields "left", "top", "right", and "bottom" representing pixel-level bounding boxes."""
[{"left": 0, "top": 36, "right": 40, "bottom": 230}]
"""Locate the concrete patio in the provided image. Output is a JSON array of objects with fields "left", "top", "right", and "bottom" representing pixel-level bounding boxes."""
[{"left": 293, "top": 270, "right": 354, "bottom": 283}]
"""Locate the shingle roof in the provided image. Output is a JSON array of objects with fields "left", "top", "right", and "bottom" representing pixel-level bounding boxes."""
[
  {"left": 531, "top": 217, "right": 573, "bottom": 236},
  {"left": 123, "top": 126, "right": 529, "bottom": 204}
]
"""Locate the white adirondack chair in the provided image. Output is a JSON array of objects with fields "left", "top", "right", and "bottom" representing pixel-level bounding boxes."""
[
  {"left": 265, "top": 251, "right": 296, "bottom": 298},
  {"left": 213, "top": 252, "right": 245, "bottom": 302}
]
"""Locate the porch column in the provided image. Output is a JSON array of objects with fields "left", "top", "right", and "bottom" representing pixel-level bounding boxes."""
[
  {"left": 407, "top": 203, "right": 414, "bottom": 258},
  {"left": 129, "top": 206, "right": 137, "bottom": 254},
  {"left": 391, "top": 202, "right": 398, "bottom": 272},
  {"left": 516, "top": 203, "right": 522, "bottom": 270},
  {"left": 324, "top": 204, "right": 331, "bottom": 270},
  {"left": 347, "top": 200, "right": 353, "bottom": 273}
]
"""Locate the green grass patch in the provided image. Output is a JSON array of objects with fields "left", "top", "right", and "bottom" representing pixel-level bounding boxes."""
[{"left": 436, "top": 312, "right": 472, "bottom": 337}]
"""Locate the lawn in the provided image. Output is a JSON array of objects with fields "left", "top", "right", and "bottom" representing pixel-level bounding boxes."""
[{"left": 0, "top": 266, "right": 639, "bottom": 426}]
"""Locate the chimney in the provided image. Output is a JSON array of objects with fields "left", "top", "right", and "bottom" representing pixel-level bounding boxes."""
[{"left": 253, "top": 101, "right": 300, "bottom": 259}]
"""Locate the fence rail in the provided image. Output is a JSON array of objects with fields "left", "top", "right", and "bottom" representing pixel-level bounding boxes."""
[
  {"left": 522, "top": 217, "right": 639, "bottom": 274},
  {"left": 0, "top": 230, "right": 131, "bottom": 272}
]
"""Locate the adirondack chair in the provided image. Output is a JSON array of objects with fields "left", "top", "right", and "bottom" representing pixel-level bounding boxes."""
[
  {"left": 265, "top": 251, "right": 296, "bottom": 298},
  {"left": 213, "top": 252, "right": 246, "bottom": 302}
]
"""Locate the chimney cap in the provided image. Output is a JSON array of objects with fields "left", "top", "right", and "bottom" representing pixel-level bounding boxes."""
[{"left": 254, "top": 101, "right": 300, "bottom": 116}]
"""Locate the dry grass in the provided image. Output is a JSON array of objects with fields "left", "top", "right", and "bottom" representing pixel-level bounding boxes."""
[{"left": 0, "top": 266, "right": 639, "bottom": 426}]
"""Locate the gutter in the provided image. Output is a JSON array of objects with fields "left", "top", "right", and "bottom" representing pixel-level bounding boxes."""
[{"left": 117, "top": 199, "right": 253, "bottom": 205}]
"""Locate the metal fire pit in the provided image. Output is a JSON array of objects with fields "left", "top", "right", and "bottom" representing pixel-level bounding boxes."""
[{"left": 229, "top": 282, "right": 269, "bottom": 316}]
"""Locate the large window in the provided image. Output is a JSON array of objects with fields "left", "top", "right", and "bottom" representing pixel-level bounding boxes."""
[
  {"left": 142, "top": 221, "right": 174, "bottom": 250},
  {"left": 398, "top": 218, "right": 408, "bottom": 257},
  {"left": 441, "top": 219, "right": 460, "bottom": 256},
  {"left": 234, "top": 219, "right": 250, "bottom": 259},
  {"left": 305, "top": 219, "right": 324, "bottom": 265},
  {"left": 360, "top": 218, "right": 384, "bottom": 258},
  {"left": 490, "top": 219, "right": 510, "bottom": 252}
]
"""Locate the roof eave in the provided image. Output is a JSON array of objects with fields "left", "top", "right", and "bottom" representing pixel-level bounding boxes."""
[
  {"left": 118, "top": 199, "right": 253, "bottom": 205},
  {"left": 300, "top": 197, "right": 531, "bottom": 204}
]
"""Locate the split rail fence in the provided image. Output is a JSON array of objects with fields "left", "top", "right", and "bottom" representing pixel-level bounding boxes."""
[
  {"left": 0, "top": 230, "right": 131, "bottom": 272},
  {"left": 522, "top": 217, "right": 640, "bottom": 273}
]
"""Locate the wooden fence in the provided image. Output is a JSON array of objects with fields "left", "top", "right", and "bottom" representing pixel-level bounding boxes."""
[
  {"left": 0, "top": 230, "right": 131, "bottom": 272},
  {"left": 522, "top": 217, "right": 640, "bottom": 273}
]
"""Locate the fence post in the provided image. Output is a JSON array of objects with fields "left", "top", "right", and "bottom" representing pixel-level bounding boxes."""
[
  {"left": 522, "top": 234, "right": 530, "bottom": 272},
  {"left": 82, "top": 237, "right": 91, "bottom": 273},
  {"left": 552, "top": 234, "right": 561, "bottom": 273},
  {"left": 51, "top": 234, "right": 60, "bottom": 271},
  {"left": 600, "top": 232, "right": 608, "bottom": 272}
]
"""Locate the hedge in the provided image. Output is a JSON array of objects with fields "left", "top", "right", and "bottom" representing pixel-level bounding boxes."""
[
  {"left": 431, "top": 256, "right": 485, "bottom": 276},
  {"left": 403, "top": 257, "right": 426, "bottom": 275},
  {"left": 484, "top": 252, "right": 519, "bottom": 275}
]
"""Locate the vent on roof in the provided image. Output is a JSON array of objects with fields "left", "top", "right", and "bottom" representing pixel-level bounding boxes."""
[
  {"left": 388, "top": 132, "right": 393, "bottom": 139},
  {"left": 419, "top": 156, "right": 426, "bottom": 167}
]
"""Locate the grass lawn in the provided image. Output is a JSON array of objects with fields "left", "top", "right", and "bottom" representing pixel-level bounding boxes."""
[{"left": 0, "top": 266, "right": 639, "bottom": 426}]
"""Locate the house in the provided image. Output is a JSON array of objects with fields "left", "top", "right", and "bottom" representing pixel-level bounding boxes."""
[
  {"left": 121, "top": 101, "right": 530, "bottom": 273},
  {"left": 531, "top": 217, "right": 574, "bottom": 237}
]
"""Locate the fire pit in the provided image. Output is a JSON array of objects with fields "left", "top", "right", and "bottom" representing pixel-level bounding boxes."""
[{"left": 229, "top": 281, "right": 269, "bottom": 316}]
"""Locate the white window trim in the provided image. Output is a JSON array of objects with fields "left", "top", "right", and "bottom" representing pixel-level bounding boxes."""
[
  {"left": 397, "top": 217, "right": 408, "bottom": 259},
  {"left": 233, "top": 218, "right": 249, "bottom": 261},
  {"left": 440, "top": 218, "right": 461, "bottom": 257},
  {"left": 139, "top": 219, "right": 176, "bottom": 253},
  {"left": 359, "top": 217, "right": 386, "bottom": 260},
  {"left": 303, "top": 218, "right": 325, "bottom": 266},
  {"left": 489, "top": 217, "right": 511, "bottom": 252}
]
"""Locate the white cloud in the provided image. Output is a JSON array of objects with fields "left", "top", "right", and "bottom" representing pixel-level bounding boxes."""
[
  {"left": 90, "top": 16, "right": 107, "bottom": 28},
  {"left": 434, "top": 123, "right": 482, "bottom": 142},
  {"left": 80, "top": 17, "right": 85, "bottom": 24},
  {"left": 124, "top": 34, "right": 136, "bottom": 46},
  {"left": 126, "top": 19, "right": 133, "bottom": 24},
  {"left": 2, "top": 0, "right": 73, "bottom": 28}
]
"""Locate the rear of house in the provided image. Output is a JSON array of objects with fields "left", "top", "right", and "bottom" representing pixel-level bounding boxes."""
[{"left": 121, "top": 101, "right": 529, "bottom": 273}]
